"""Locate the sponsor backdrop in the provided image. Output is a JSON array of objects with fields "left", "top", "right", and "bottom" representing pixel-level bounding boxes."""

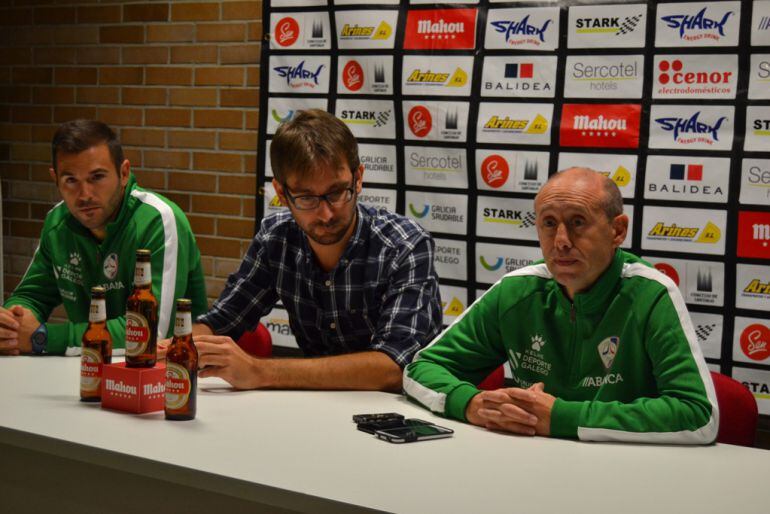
[{"left": 259, "top": 0, "right": 770, "bottom": 412}]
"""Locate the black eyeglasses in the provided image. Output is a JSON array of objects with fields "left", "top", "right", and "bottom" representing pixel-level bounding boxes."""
[{"left": 283, "top": 174, "right": 357, "bottom": 211}]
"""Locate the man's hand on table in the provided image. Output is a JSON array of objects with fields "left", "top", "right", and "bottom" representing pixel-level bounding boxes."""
[
  {"left": 465, "top": 382, "right": 555, "bottom": 437},
  {"left": 195, "top": 335, "right": 263, "bottom": 389},
  {"left": 0, "top": 306, "right": 38, "bottom": 356}
]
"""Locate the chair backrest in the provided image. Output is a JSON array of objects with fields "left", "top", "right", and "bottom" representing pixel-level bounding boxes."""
[
  {"left": 236, "top": 323, "right": 273, "bottom": 358},
  {"left": 478, "top": 365, "right": 505, "bottom": 391},
  {"left": 710, "top": 371, "right": 758, "bottom": 447}
]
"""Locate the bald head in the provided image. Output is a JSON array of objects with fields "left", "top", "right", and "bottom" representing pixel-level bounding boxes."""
[{"left": 537, "top": 167, "right": 623, "bottom": 221}]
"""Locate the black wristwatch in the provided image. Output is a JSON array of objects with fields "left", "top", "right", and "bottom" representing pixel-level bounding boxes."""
[{"left": 30, "top": 324, "right": 48, "bottom": 354}]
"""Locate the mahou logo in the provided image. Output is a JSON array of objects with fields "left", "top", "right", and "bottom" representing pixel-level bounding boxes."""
[
  {"left": 275, "top": 17, "right": 300, "bottom": 47},
  {"left": 403, "top": 8, "right": 478, "bottom": 50},
  {"left": 342, "top": 60, "right": 364, "bottom": 92},
  {"left": 740, "top": 323, "right": 770, "bottom": 361},
  {"left": 738, "top": 211, "right": 770, "bottom": 259},
  {"left": 560, "top": 104, "right": 641, "bottom": 149},
  {"left": 481, "top": 155, "right": 510, "bottom": 188},
  {"left": 408, "top": 106, "right": 432, "bottom": 137}
]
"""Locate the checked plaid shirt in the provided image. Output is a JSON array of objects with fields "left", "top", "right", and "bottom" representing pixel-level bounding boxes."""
[{"left": 197, "top": 204, "right": 442, "bottom": 367}]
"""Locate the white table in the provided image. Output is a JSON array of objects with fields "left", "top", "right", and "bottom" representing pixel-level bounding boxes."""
[{"left": 1, "top": 356, "right": 768, "bottom": 514}]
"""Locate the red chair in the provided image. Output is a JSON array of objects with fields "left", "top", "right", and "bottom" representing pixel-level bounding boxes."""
[
  {"left": 710, "top": 371, "right": 758, "bottom": 447},
  {"left": 236, "top": 323, "right": 272, "bottom": 358},
  {"left": 478, "top": 365, "right": 505, "bottom": 391}
]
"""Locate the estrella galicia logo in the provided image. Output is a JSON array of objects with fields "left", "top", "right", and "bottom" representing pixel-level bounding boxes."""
[
  {"left": 660, "top": 7, "right": 733, "bottom": 40},
  {"left": 479, "top": 256, "right": 504, "bottom": 271},
  {"left": 654, "top": 112, "right": 727, "bottom": 143},
  {"left": 409, "top": 203, "right": 430, "bottom": 218},
  {"left": 273, "top": 61, "right": 325, "bottom": 87},
  {"left": 491, "top": 15, "right": 552, "bottom": 44}
]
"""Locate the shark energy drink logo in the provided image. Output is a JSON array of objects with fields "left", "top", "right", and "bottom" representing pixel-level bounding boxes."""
[
  {"left": 486, "top": 7, "right": 560, "bottom": 50},
  {"left": 269, "top": 55, "right": 330, "bottom": 94},
  {"left": 642, "top": 206, "right": 726, "bottom": 255},
  {"left": 656, "top": 2, "right": 740, "bottom": 47},
  {"left": 649, "top": 105, "right": 734, "bottom": 151}
]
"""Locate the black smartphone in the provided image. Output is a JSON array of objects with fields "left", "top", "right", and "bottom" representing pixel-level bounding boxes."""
[
  {"left": 374, "top": 419, "right": 454, "bottom": 443},
  {"left": 352, "top": 412, "right": 404, "bottom": 425},
  {"left": 357, "top": 417, "right": 430, "bottom": 435}
]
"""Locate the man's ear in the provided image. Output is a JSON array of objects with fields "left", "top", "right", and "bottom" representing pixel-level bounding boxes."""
[
  {"left": 272, "top": 178, "right": 288, "bottom": 206},
  {"left": 119, "top": 159, "right": 130, "bottom": 187},
  {"left": 355, "top": 164, "right": 364, "bottom": 194},
  {"left": 49, "top": 167, "right": 57, "bottom": 184},
  {"left": 611, "top": 214, "right": 629, "bottom": 248}
]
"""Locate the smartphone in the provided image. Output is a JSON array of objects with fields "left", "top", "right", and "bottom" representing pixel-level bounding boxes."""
[
  {"left": 352, "top": 412, "right": 404, "bottom": 425},
  {"left": 374, "top": 419, "right": 454, "bottom": 443},
  {"left": 357, "top": 417, "right": 429, "bottom": 435}
]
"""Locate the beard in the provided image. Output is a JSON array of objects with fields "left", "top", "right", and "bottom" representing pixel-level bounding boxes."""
[{"left": 303, "top": 209, "right": 357, "bottom": 246}]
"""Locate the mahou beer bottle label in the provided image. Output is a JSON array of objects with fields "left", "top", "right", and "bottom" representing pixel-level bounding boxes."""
[
  {"left": 174, "top": 311, "right": 192, "bottom": 337},
  {"left": 80, "top": 347, "right": 103, "bottom": 392},
  {"left": 134, "top": 261, "right": 151, "bottom": 286},
  {"left": 89, "top": 298, "right": 107, "bottom": 323},
  {"left": 165, "top": 362, "right": 191, "bottom": 410},
  {"left": 125, "top": 311, "right": 151, "bottom": 356}
]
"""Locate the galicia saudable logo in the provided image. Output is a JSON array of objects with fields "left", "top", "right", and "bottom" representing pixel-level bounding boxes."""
[
  {"left": 479, "top": 256, "right": 504, "bottom": 271},
  {"left": 272, "top": 109, "right": 294, "bottom": 123},
  {"left": 409, "top": 203, "right": 430, "bottom": 218},
  {"left": 660, "top": 7, "right": 734, "bottom": 41}
]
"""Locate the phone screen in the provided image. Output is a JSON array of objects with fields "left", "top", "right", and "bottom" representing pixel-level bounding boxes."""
[{"left": 375, "top": 419, "right": 454, "bottom": 443}]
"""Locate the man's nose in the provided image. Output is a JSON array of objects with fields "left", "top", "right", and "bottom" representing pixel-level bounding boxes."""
[
  {"left": 554, "top": 223, "right": 572, "bottom": 250},
  {"left": 78, "top": 182, "right": 94, "bottom": 202},
  {"left": 315, "top": 199, "right": 334, "bottom": 222}
]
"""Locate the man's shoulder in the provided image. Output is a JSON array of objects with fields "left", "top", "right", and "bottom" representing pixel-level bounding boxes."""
[
  {"left": 38, "top": 201, "right": 72, "bottom": 237},
  {"left": 257, "top": 209, "right": 296, "bottom": 239},
  {"left": 497, "top": 262, "right": 553, "bottom": 293},
  {"left": 361, "top": 205, "right": 430, "bottom": 250},
  {"left": 127, "top": 186, "right": 192, "bottom": 231}
]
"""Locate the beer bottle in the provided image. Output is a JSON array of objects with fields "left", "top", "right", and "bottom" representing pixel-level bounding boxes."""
[
  {"left": 80, "top": 286, "right": 112, "bottom": 402},
  {"left": 125, "top": 249, "right": 158, "bottom": 368},
  {"left": 165, "top": 298, "right": 198, "bottom": 421}
]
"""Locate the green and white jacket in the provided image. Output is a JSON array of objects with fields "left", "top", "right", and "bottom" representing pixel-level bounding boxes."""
[
  {"left": 5, "top": 174, "right": 207, "bottom": 355},
  {"left": 404, "top": 250, "right": 718, "bottom": 444}
]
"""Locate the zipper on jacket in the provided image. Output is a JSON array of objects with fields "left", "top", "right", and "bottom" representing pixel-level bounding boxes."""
[{"left": 570, "top": 303, "right": 576, "bottom": 323}]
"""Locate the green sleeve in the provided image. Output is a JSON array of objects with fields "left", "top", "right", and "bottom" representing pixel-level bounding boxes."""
[
  {"left": 45, "top": 318, "right": 126, "bottom": 354},
  {"left": 403, "top": 284, "right": 507, "bottom": 421},
  {"left": 551, "top": 293, "right": 717, "bottom": 444},
  {"left": 184, "top": 233, "right": 208, "bottom": 319},
  {"left": 4, "top": 239, "right": 61, "bottom": 326}
]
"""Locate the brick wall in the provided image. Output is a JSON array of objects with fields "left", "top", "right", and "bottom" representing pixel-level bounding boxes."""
[{"left": 0, "top": 1, "right": 262, "bottom": 310}]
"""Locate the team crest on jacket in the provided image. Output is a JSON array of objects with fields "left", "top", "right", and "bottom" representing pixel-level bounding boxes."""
[
  {"left": 598, "top": 336, "right": 619, "bottom": 369},
  {"left": 103, "top": 253, "right": 118, "bottom": 280}
]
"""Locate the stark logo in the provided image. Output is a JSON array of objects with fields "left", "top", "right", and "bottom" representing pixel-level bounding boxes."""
[{"left": 597, "top": 336, "right": 619, "bottom": 369}]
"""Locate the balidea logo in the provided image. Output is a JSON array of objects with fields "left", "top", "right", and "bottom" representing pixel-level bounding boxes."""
[{"left": 482, "top": 56, "right": 556, "bottom": 98}]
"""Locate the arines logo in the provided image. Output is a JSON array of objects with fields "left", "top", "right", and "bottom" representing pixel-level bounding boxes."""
[
  {"left": 483, "top": 114, "right": 548, "bottom": 134},
  {"left": 405, "top": 68, "right": 467, "bottom": 88},
  {"left": 339, "top": 21, "right": 392, "bottom": 40},
  {"left": 660, "top": 7, "right": 734, "bottom": 42},
  {"left": 404, "top": 8, "right": 478, "bottom": 50},
  {"left": 647, "top": 221, "right": 721, "bottom": 244},
  {"left": 560, "top": 104, "right": 641, "bottom": 149},
  {"left": 654, "top": 111, "right": 727, "bottom": 145}
]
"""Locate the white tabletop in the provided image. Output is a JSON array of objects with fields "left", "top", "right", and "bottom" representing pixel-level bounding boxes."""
[{"left": 0, "top": 356, "right": 768, "bottom": 514}]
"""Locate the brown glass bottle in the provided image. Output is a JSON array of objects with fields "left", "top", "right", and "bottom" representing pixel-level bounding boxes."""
[
  {"left": 80, "top": 286, "right": 113, "bottom": 402},
  {"left": 125, "top": 249, "right": 158, "bottom": 368},
  {"left": 165, "top": 298, "right": 198, "bottom": 421}
]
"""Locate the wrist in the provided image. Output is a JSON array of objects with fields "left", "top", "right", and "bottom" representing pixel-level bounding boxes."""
[
  {"left": 29, "top": 323, "right": 47, "bottom": 354},
  {"left": 464, "top": 393, "right": 485, "bottom": 426}
]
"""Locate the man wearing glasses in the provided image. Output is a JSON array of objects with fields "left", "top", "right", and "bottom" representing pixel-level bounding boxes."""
[{"left": 191, "top": 109, "right": 442, "bottom": 391}]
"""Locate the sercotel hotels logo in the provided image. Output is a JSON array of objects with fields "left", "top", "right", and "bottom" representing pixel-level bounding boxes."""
[
  {"left": 660, "top": 7, "right": 734, "bottom": 41},
  {"left": 654, "top": 111, "right": 726, "bottom": 145},
  {"left": 273, "top": 60, "right": 324, "bottom": 88},
  {"left": 404, "top": 8, "right": 477, "bottom": 50}
]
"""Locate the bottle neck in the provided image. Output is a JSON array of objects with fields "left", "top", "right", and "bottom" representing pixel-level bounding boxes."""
[
  {"left": 174, "top": 311, "right": 192, "bottom": 338},
  {"left": 88, "top": 298, "right": 107, "bottom": 323},
  {"left": 134, "top": 261, "right": 152, "bottom": 287}
]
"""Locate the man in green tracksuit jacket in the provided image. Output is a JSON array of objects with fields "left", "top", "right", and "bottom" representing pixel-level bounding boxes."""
[
  {"left": 404, "top": 168, "right": 718, "bottom": 444},
  {"left": 0, "top": 120, "right": 207, "bottom": 356}
]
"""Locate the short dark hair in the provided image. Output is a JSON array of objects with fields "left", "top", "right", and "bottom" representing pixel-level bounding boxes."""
[
  {"left": 51, "top": 119, "right": 124, "bottom": 174},
  {"left": 270, "top": 109, "right": 360, "bottom": 183}
]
